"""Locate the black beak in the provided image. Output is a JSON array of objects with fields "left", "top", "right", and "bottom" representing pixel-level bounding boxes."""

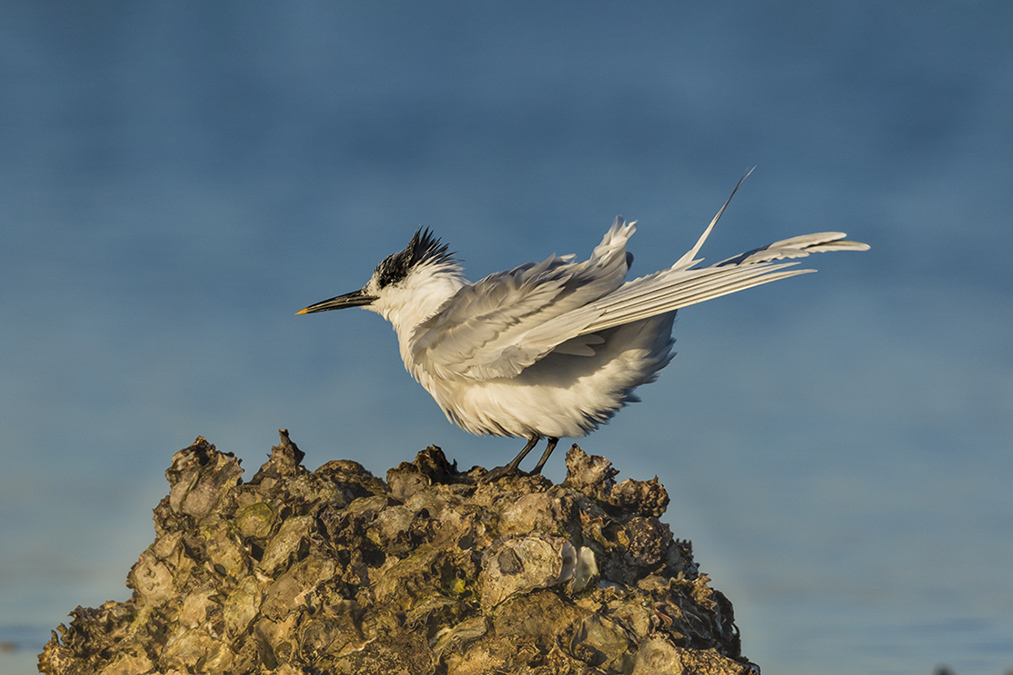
[{"left": 296, "top": 288, "right": 377, "bottom": 315}]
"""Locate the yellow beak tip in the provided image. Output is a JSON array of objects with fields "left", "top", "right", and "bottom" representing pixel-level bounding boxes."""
[{"left": 296, "top": 308, "right": 309, "bottom": 315}]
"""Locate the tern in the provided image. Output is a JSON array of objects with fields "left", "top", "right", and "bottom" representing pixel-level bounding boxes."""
[{"left": 298, "top": 176, "right": 869, "bottom": 478}]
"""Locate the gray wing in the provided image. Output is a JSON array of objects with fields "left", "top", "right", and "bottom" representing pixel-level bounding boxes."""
[
  {"left": 410, "top": 218, "right": 636, "bottom": 380},
  {"left": 567, "top": 231, "right": 869, "bottom": 335},
  {"left": 414, "top": 176, "right": 869, "bottom": 381},
  {"left": 521, "top": 178, "right": 869, "bottom": 345}
]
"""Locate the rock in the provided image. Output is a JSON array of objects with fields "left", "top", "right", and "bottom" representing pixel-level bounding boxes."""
[{"left": 39, "top": 431, "right": 758, "bottom": 674}]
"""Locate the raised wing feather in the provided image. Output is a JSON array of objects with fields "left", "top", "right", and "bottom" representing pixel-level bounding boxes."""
[
  {"left": 411, "top": 218, "right": 636, "bottom": 380},
  {"left": 569, "top": 231, "right": 869, "bottom": 335}
]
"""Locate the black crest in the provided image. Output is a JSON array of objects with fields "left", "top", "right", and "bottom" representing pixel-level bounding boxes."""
[{"left": 374, "top": 228, "right": 455, "bottom": 288}]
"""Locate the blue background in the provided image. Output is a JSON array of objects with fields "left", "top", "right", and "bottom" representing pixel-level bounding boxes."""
[{"left": 2, "top": 3, "right": 1011, "bottom": 673}]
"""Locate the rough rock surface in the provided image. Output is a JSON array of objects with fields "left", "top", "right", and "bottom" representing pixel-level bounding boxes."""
[{"left": 40, "top": 431, "right": 758, "bottom": 674}]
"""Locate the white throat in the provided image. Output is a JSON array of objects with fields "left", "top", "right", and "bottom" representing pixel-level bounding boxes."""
[{"left": 368, "top": 263, "right": 467, "bottom": 352}]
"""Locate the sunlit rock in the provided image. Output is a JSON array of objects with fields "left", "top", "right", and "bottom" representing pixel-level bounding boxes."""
[{"left": 40, "top": 430, "right": 756, "bottom": 674}]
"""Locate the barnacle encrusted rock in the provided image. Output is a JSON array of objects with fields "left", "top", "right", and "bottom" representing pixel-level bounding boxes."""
[{"left": 40, "top": 431, "right": 757, "bottom": 674}]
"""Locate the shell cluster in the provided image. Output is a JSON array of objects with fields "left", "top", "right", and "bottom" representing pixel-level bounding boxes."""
[{"left": 40, "top": 432, "right": 756, "bottom": 674}]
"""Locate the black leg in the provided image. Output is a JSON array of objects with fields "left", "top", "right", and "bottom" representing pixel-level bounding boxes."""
[
  {"left": 483, "top": 435, "right": 540, "bottom": 482},
  {"left": 529, "top": 437, "right": 559, "bottom": 475}
]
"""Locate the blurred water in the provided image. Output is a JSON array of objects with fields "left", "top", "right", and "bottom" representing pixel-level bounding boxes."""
[{"left": 2, "top": 3, "right": 1012, "bottom": 674}]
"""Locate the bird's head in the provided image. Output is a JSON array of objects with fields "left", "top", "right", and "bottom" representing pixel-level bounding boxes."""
[{"left": 297, "top": 228, "right": 462, "bottom": 331}]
